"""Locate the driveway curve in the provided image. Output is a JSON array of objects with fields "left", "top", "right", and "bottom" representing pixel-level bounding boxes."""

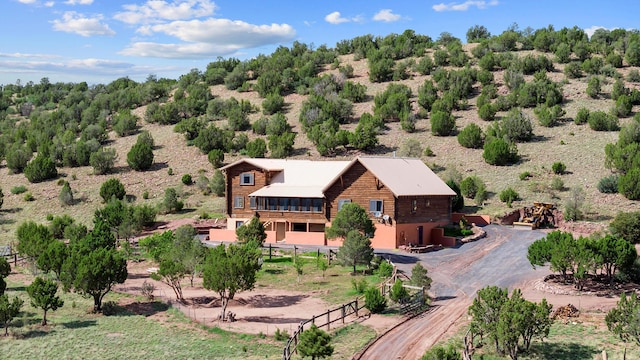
[{"left": 356, "top": 225, "right": 549, "bottom": 360}]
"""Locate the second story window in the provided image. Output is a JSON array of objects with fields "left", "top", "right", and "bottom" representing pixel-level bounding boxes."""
[
  {"left": 234, "top": 196, "right": 244, "bottom": 209},
  {"left": 240, "top": 172, "right": 254, "bottom": 185},
  {"left": 338, "top": 199, "right": 351, "bottom": 211}
]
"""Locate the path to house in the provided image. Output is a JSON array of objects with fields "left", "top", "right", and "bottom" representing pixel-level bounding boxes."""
[{"left": 355, "top": 225, "right": 621, "bottom": 360}]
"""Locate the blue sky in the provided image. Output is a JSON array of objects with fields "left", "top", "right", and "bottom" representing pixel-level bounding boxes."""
[{"left": 1, "top": 0, "right": 638, "bottom": 86}]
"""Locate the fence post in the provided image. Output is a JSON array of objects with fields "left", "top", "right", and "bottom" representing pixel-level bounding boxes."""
[
  {"left": 327, "top": 309, "right": 330, "bottom": 330},
  {"left": 311, "top": 315, "right": 315, "bottom": 325},
  {"left": 317, "top": 248, "right": 320, "bottom": 258},
  {"left": 14, "top": 253, "right": 17, "bottom": 266},
  {"left": 341, "top": 304, "right": 345, "bottom": 324},
  {"left": 355, "top": 298, "right": 359, "bottom": 317},
  {"left": 269, "top": 244, "right": 272, "bottom": 261},
  {"left": 294, "top": 245, "right": 297, "bottom": 259}
]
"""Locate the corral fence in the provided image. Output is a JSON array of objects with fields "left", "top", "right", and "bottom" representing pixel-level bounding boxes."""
[
  {"left": 0, "top": 245, "right": 24, "bottom": 266},
  {"left": 282, "top": 258, "right": 428, "bottom": 360},
  {"left": 283, "top": 298, "right": 365, "bottom": 360},
  {"left": 261, "top": 244, "right": 338, "bottom": 264}
]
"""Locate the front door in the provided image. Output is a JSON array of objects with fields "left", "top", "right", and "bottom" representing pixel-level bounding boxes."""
[
  {"left": 276, "top": 222, "right": 286, "bottom": 242},
  {"left": 417, "top": 226, "right": 424, "bottom": 245}
]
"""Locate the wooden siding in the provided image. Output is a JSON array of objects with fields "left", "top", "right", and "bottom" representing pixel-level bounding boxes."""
[
  {"left": 394, "top": 196, "right": 451, "bottom": 224},
  {"left": 225, "top": 162, "right": 272, "bottom": 217},
  {"left": 324, "top": 162, "right": 396, "bottom": 221}
]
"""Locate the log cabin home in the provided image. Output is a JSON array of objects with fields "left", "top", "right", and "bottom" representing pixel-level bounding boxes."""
[{"left": 208, "top": 156, "right": 457, "bottom": 249}]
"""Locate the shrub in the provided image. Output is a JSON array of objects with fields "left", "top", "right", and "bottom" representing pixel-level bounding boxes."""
[
  {"left": 446, "top": 180, "right": 464, "bottom": 212},
  {"left": 588, "top": 111, "right": 619, "bottom": 131},
  {"left": 597, "top": 174, "right": 619, "bottom": 194},
  {"left": 181, "top": 174, "right": 193, "bottom": 185},
  {"left": 127, "top": 142, "right": 154, "bottom": 171},
  {"left": 390, "top": 279, "right": 409, "bottom": 304},
  {"left": 551, "top": 177, "right": 565, "bottom": 191},
  {"left": 5, "top": 145, "right": 32, "bottom": 174},
  {"left": 162, "top": 188, "right": 183, "bottom": 214},
  {"left": 398, "top": 138, "right": 422, "bottom": 158},
  {"left": 564, "top": 187, "right": 586, "bottom": 221},
  {"left": 499, "top": 108, "right": 534, "bottom": 142},
  {"left": 351, "top": 278, "right": 368, "bottom": 294},
  {"left": 615, "top": 95, "right": 633, "bottom": 117},
  {"left": 430, "top": 111, "right": 456, "bottom": 136},
  {"left": 586, "top": 76, "right": 601, "bottom": 98},
  {"left": 478, "top": 103, "right": 496, "bottom": 121},
  {"left": 211, "top": 170, "right": 225, "bottom": 197},
  {"left": 376, "top": 261, "right": 394, "bottom": 278},
  {"left": 457, "top": 123, "right": 484, "bottom": 149},
  {"left": 142, "top": 190, "right": 149, "bottom": 199},
  {"left": 552, "top": 162, "right": 566, "bottom": 175},
  {"left": 364, "top": 287, "right": 386, "bottom": 314},
  {"left": 59, "top": 181, "right": 74, "bottom": 206},
  {"left": 208, "top": 149, "right": 224, "bottom": 168},
  {"left": 460, "top": 176, "right": 484, "bottom": 199},
  {"left": 196, "top": 173, "right": 211, "bottom": 195},
  {"left": 252, "top": 117, "right": 268, "bottom": 135},
  {"left": 112, "top": 110, "right": 138, "bottom": 137},
  {"left": 627, "top": 69, "right": 640, "bottom": 82},
  {"left": 90, "top": 147, "right": 117, "bottom": 175},
  {"left": 24, "top": 192, "right": 35, "bottom": 201},
  {"left": 245, "top": 139, "right": 267, "bottom": 158},
  {"left": 574, "top": 107, "right": 589, "bottom": 125},
  {"left": 519, "top": 171, "right": 531, "bottom": 181},
  {"left": 24, "top": 155, "right": 58, "bottom": 183},
  {"left": 261, "top": 93, "right": 285, "bottom": 115},
  {"left": 499, "top": 187, "right": 519, "bottom": 207},
  {"left": 564, "top": 62, "right": 582, "bottom": 78},
  {"left": 483, "top": 138, "right": 518, "bottom": 166},
  {"left": 100, "top": 178, "right": 126, "bottom": 202},
  {"left": 137, "top": 130, "right": 155, "bottom": 148},
  {"left": 11, "top": 185, "right": 27, "bottom": 195},
  {"left": 619, "top": 168, "right": 640, "bottom": 200},
  {"left": 274, "top": 328, "right": 290, "bottom": 341}
]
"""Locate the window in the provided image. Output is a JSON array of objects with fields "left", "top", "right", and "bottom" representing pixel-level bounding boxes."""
[
  {"left": 292, "top": 223, "right": 307, "bottom": 232},
  {"left": 234, "top": 196, "right": 244, "bottom": 209},
  {"left": 249, "top": 197, "right": 257, "bottom": 209},
  {"left": 290, "top": 198, "right": 300, "bottom": 211},
  {"left": 235, "top": 221, "right": 244, "bottom": 229},
  {"left": 312, "top": 198, "right": 323, "bottom": 213},
  {"left": 301, "top": 198, "right": 312, "bottom": 212},
  {"left": 279, "top": 198, "right": 289, "bottom": 211},
  {"left": 337, "top": 199, "right": 351, "bottom": 211},
  {"left": 412, "top": 199, "right": 418, "bottom": 213},
  {"left": 240, "top": 172, "right": 254, "bottom": 185},
  {"left": 369, "top": 199, "right": 383, "bottom": 215},
  {"left": 268, "top": 197, "right": 278, "bottom": 210}
]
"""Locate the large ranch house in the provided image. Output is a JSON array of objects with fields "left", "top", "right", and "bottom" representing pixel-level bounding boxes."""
[{"left": 209, "top": 156, "right": 460, "bottom": 249}]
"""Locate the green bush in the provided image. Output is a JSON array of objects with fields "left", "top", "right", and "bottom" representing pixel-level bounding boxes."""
[
  {"left": 460, "top": 176, "right": 484, "bottom": 199},
  {"left": 245, "top": 139, "right": 267, "bottom": 158},
  {"left": 142, "top": 190, "right": 150, "bottom": 199},
  {"left": 430, "top": 111, "right": 456, "bottom": 136},
  {"left": 519, "top": 171, "right": 531, "bottom": 181},
  {"left": 499, "top": 187, "right": 519, "bottom": 207},
  {"left": 564, "top": 62, "right": 583, "bottom": 79},
  {"left": 100, "top": 178, "right": 126, "bottom": 202},
  {"left": 252, "top": 117, "right": 268, "bottom": 135},
  {"left": 261, "top": 93, "right": 284, "bottom": 115},
  {"left": 588, "top": 111, "right": 619, "bottom": 131},
  {"left": 615, "top": 95, "right": 633, "bottom": 117},
  {"left": 376, "top": 261, "right": 394, "bottom": 278},
  {"left": 552, "top": 162, "right": 566, "bottom": 175},
  {"left": 127, "top": 142, "right": 154, "bottom": 171},
  {"left": 446, "top": 180, "right": 464, "bottom": 212},
  {"left": 457, "top": 123, "right": 484, "bottom": 149},
  {"left": 390, "top": 279, "right": 409, "bottom": 303},
  {"left": 24, "top": 155, "right": 58, "bottom": 183},
  {"left": 59, "top": 181, "right": 74, "bottom": 206},
  {"left": 483, "top": 138, "right": 518, "bottom": 166},
  {"left": 90, "top": 147, "right": 117, "bottom": 175},
  {"left": 24, "top": 192, "right": 35, "bottom": 201},
  {"left": 364, "top": 287, "right": 387, "bottom": 314},
  {"left": 181, "top": 174, "right": 193, "bottom": 185},
  {"left": 10, "top": 185, "right": 27, "bottom": 195},
  {"left": 498, "top": 108, "right": 534, "bottom": 142},
  {"left": 208, "top": 149, "right": 225, "bottom": 168},
  {"left": 274, "top": 328, "right": 290, "bottom": 341},
  {"left": 477, "top": 103, "right": 496, "bottom": 121},
  {"left": 586, "top": 76, "right": 601, "bottom": 98},
  {"left": 597, "top": 174, "right": 619, "bottom": 194},
  {"left": 351, "top": 278, "right": 368, "bottom": 294},
  {"left": 551, "top": 177, "right": 565, "bottom": 191},
  {"left": 619, "top": 168, "right": 640, "bottom": 200},
  {"left": 162, "top": 188, "right": 183, "bottom": 214},
  {"left": 574, "top": 107, "right": 589, "bottom": 125}
]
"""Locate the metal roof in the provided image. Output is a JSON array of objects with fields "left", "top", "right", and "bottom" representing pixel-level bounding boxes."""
[{"left": 224, "top": 156, "right": 454, "bottom": 198}]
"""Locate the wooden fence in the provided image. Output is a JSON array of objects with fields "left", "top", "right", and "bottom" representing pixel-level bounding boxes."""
[{"left": 282, "top": 298, "right": 365, "bottom": 360}]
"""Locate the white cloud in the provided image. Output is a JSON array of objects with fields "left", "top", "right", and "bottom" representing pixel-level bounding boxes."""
[
  {"left": 0, "top": 52, "right": 61, "bottom": 60},
  {"left": 18, "top": 0, "right": 37, "bottom": 4},
  {"left": 583, "top": 25, "right": 613, "bottom": 38},
  {"left": 52, "top": 11, "right": 115, "bottom": 37},
  {"left": 114, "top": 0, "right": 216, "bottom": 25},
  {"left": 373, "top": 9, "right": 401, "bottom": 23},
  {"left": 122, "top": 19, "right": 295, "bottom": 58},
  {"left": 64, "top": 0, "right": 93, "bottom": 4},
  {"left": 45, "top": 1, "right": 55, "bottom": 6},
  {"left": 433, "top": 0, "right": 498, "bottom": 12},
  {"left": 325, "top": 11, "right": 349, "bottom": 24}
]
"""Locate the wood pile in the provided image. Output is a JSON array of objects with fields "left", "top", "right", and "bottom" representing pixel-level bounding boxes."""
[
  {"left": 552, "top": 304, "right": 580, "bottom": 319},
  {"left": 513, "top": 202, "right": 557, "bottom": 230}
]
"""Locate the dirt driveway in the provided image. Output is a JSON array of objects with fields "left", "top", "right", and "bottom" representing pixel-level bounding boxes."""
[{"left": 356, "top": 225, "right": 622, "bottom": 360}]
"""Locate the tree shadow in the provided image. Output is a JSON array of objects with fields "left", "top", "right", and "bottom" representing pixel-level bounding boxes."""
[
  {"left": 149, "top": 161, "right": 169, "bottom": 172},
  {"left": 242, "top": 315, "right": 308, "bottom": 324},
  {"left": 263, "top": 268, "right": 285, "bottom": 275},
  {"left": 382, "top": 253, "right": 419, "bottom": 265},
  {"left": 119, "top": 301, "right": 170, "bottom": 317},
  {"left": 529, "top": 341, "right": 598, "bottom": 360},
  {"left": 21, "top": 328, "right": 54, "bottom": 338},
  {"left": 62, "top": 319, "right": 98, "bottom": 329},
  {"left": 243, "top": 294, "right": 309, "bottom": 308}
]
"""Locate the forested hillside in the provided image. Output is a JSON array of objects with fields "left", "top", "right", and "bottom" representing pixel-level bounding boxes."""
[{"left": 2, "top": 25, "right": 640, "bottom": 244}]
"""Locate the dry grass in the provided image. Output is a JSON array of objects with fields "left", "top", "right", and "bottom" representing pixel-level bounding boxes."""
[{"left": 2, "top": 45, "right": 640, "bottom": 244}]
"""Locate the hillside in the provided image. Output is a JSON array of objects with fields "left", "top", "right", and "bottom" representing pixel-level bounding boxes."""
[{"left": 2, "top": 31, "right": 640, "bottom": 245}]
